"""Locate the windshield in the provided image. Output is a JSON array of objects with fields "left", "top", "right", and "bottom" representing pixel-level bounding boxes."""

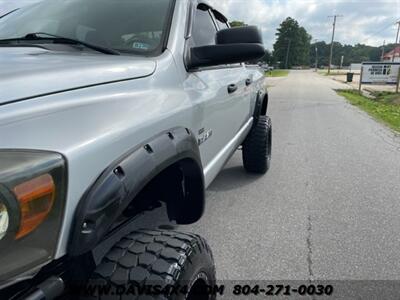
[{"left": 0, "top": 0, "right": 173, "bottom": 55}]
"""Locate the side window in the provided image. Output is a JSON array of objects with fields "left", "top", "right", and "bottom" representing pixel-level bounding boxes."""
[
  {"left": 216, "top": 19, "right": 229, "bottom": 30},
  {"left": 212, "top": 10, "right": 229, "bottom": 30},
  {"left": 191, "top": 8, "right": 217, "bottom": 47}
]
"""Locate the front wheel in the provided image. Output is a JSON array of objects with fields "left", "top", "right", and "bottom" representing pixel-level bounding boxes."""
[
  {"left": 84, "top": 229, "right": 216, "bottom": 300},
  {"left": 242, "top": 115, "right": 272, "bottom": 174}
]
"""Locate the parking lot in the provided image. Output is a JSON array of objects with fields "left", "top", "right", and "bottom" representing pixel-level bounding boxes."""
[{"left": 181, "top": 70, "right": 400, "bottom": 281}]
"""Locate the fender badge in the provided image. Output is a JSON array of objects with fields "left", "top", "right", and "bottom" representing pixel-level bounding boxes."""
[{"left": 198, "top": 129, "right": 213, "bottom": 145}]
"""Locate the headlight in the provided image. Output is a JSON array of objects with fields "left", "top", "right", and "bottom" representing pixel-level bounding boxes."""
[
  {"left": 0, "top": 203, "right": 9, "bottom": 241},
  {"left": 0, "top": 150, "right": 67, "bottom": 285}
]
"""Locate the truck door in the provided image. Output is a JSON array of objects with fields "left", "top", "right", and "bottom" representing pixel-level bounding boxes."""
[{"left": 186, "top": 5, "right": 251, "bottom": 171}]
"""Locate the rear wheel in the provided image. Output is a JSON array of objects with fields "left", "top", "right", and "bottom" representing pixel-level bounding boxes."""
[
  {"left": 242, "top": 115, "right": 272, "bottom": 174},
  {"left": 83, "top": 229, "right": 216, "bottom": 300}
]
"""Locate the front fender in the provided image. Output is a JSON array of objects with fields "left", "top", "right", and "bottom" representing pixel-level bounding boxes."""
[
  {"left": 254, "top": 90, "right": 269, "bottom": 119},
  {"left": 69, "top": 127, "right": 204, "bottom": 256}
]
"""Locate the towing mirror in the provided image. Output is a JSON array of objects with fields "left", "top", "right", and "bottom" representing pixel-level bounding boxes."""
[{"left": 187, "top": 26, "right": 265, "bottom": 70}]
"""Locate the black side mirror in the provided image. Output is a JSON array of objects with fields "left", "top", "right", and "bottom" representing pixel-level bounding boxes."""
[{"left": 187, "top": 26, "right": 265, "bottom": 70}]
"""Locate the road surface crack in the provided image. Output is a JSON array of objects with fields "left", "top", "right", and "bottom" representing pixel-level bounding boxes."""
[{"left": 307, "top": 215, "right": 314, "bottom": 282}]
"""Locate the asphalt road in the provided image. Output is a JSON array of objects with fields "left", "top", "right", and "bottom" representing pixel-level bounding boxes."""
[{"left": 180, "top": 70, "right": 400, "bottom": 283}]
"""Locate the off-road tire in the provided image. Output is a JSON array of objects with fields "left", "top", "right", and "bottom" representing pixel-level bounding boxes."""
[
  {"left": 242, "top": 115, "right": 272, "bottom": 174},
  {"left": 83, "top": 229, "right": 216, "bottom": 300}
]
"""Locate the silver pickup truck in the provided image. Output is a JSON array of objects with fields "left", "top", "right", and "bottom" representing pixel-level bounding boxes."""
[{"left": 0, "top": 0, "right": 271, "bottom": 299}]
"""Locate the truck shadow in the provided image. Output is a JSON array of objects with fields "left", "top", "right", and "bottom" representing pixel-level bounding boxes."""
[{"left": 207, "top": 165, "right": 262, "bottom": 192}]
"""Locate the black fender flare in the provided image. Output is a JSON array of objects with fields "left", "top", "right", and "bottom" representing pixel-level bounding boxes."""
[
  {"left": 69, "top": 127, "right": 204, "bottom": 256},
  {"left": 253, "top": 90, "right": 269, "bottom": 120}
]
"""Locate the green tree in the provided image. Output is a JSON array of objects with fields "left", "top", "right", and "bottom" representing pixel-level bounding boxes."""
[
  {"left": 229, "top": 20, "right": 247, "bottom": 27},
  {"left": 309, "top": 42, "right": 396, "bottom": 68},
  {"left": 261, "top": 50, "right": 272, "bottom": 64},
  {"left": 273, "top": 17, "right": 312, "bottom": 68}
]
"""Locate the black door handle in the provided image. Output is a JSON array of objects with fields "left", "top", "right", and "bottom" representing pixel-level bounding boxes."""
[
  {"left": 246, "top": 78, "right": 252, "bottom": 86},
  {"left": 228, "top": 84, "right": 238, "bottom": 94}
]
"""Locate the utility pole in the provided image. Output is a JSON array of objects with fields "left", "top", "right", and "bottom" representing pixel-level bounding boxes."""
[
  {"left": 392, "top": 21, "right": 400, "bottom": 62},
  {"left": 285, "top": 38, "right": 291, "bottom": 69},
  {"left": 314, "top": 39, "right": 318, "bottom": 72},
  {"left": 381, "top": 40, "right": 385, "bottom": 61},
  {"left": 328, "top": 15, "right": 343, "bottom": 74}
]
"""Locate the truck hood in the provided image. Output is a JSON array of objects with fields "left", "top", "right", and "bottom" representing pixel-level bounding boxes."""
[{"left": 0, "top": 47, "right": 156, "bottom": 104}]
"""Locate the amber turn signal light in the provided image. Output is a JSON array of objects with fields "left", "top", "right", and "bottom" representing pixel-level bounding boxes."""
[{"left": 13, "top": 174, "right": 55, "bottom": 239}]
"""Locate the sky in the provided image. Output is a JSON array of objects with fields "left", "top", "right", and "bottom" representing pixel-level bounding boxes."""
[{"left": 0, "top": 0, "right": 399, "bottom": 50}]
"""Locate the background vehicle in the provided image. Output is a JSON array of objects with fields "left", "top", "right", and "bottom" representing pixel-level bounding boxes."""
[
  {"left": 259, "top": 63, "right": 274, "bottom": 71},
  {"left": 0, "top": 0, "right": 271, "bottom": 299}
]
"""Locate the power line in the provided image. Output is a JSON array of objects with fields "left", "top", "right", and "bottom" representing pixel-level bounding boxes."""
[
  {"left": 328, "top": 15, "right": 343, "bottom": 75},
  {"left": 361, "top": 22, "right": 395, "bottom": 44}
]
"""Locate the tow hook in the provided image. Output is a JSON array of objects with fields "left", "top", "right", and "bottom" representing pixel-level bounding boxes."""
[{"left": 23, "top": 277, "right": 64, "bottom": 300}]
